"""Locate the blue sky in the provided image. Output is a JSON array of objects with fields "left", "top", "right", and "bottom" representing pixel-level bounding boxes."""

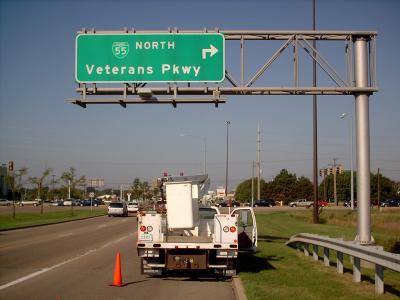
[{"left": 1, "top": 0, "right": 399, "bottom": 190}]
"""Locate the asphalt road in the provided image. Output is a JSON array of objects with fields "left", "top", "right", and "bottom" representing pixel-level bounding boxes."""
[{"left": 0, "top": 215, "right": 235, "bottom": 300}]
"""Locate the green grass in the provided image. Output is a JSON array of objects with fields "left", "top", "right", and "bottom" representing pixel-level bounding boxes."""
[
  {"left": 238, "top": 210, "right": 400, "bottom": 300},
  {"left": 0, "top": 208, "right": 107, "bottom": 230}
]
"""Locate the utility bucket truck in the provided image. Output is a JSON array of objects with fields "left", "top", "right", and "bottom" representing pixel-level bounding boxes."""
[{"left": 137, "top": 174, "right": 257, "bottom": 277}]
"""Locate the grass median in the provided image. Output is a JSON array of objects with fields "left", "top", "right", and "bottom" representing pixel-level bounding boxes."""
[
  {"left": 0, "top": 207, "right": 107, "bottom": 230},
  {"left": 238, "top": 208, "right": 400, "bottom": 300}
]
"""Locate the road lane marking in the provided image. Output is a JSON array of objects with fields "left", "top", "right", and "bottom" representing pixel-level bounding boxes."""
[
  {"left": 57, "top": 232, "right": 73, "bottom": 238},
  {"left": 0, "top": 231, "right": 137, "bottom": 291}
]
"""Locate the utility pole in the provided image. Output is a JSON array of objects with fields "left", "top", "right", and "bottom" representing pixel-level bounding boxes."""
[
  {"left": 312, "top": 0, "right": 319, "bottom": 224},
  {"left": 257, "top": 122, "right": 261, "bottom": 201},
  {"left": 52, "top": 174, "right": 55, "bottom": 200},
  {"left": 68, "top": 180, "right": 71, "bottom": 199},
  {"left": 377, "top": 168, "right": 380, "bottom": 207},
  {"left": 332, "top": 158, "right": 338, "bottom": 206},
  {"left": 251, "top": 160, "right": 255, "bottom": 207},
  {"left": 323, "top": 169, "right": 327, "bottom": 203}
]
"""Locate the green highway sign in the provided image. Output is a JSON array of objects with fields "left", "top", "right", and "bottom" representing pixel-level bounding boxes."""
[{"left": 75, "top": 33, "right": 225, "bottom": 83}]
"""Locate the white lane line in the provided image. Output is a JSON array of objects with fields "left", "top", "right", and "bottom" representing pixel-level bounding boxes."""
[
  {"left": 0, "top": 231, "right": 137, "bottom": 291},
  {"left": 57, "top": 232, "right": 73, "bottom": 238}
]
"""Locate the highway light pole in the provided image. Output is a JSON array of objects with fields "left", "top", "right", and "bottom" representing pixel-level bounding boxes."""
[
  {"left": 225, "top": 121, "right": 230, "bottom": 213},
  {"left": 340, "top": 112, "right": 354, "bottom": 210},
  {"left": 180, "top": 134, "right": 207, "bottom": 174}
]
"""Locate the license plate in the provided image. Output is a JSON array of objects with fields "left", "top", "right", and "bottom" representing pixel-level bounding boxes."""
[{"left": 139, "top": 233, "right": 153, "bottom": 241}]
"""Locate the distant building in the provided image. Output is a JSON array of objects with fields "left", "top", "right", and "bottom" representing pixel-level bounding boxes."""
[
  {"left": 0, "top": 164, "right": 8, "bottom": 198},
  {"left": 216, "top": 187, "right": 225, "bottom": 199}
]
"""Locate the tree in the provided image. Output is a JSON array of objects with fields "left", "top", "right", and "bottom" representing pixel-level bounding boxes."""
[
  {"left": 131, "top": 178, "right": 142, "bottom": 200},
  {"left": 6, "top": 167, "right": 29, "bottom": 218},
  {"left": 294, "top": 176, "right": 313, "bottom": 200},
  {"left": 29, "top": 168, "right": 52, "bottom": 214},
  {"left": 269, "top": 169, "right": 298, "bottom": 203},
  {"left": 371, "top": 172, "right": 396, "bottom": 201},
  {"left": 235, "top": 178, "right": 267, "bottom": 203},
  {"left": 142, "top": 181, "right": 150, "bottom": 201},
  {"left": 60, "top": 167, "right": 86, "bottom": 199}
]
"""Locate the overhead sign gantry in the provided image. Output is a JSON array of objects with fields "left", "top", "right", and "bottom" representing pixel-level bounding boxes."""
[{"left": 70, "top": 29, "right": 378, "bottom": 246}]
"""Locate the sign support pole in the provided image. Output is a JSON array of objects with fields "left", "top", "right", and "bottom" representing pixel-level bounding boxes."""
[{"left": 354, "top": 36, "right": 372, "bottom": 245}]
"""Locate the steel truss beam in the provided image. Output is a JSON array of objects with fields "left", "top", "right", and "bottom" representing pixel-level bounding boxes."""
[{"left": 72, "top": 29, "right": 377, "bottom": 107}]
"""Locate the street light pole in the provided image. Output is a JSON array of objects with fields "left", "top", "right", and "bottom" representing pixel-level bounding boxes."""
[
  {"left": 203, "top": 137, "right": 207, "bottom": 174},
  {"left": 340, "top": 113, "right": 354, "bottom": 210},
  {"left": 225, "top": 121, "right": 230, "bottom": 213}
]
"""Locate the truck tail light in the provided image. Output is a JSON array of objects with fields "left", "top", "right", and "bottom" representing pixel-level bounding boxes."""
[
  {"left": 147, "top": 226, "right": 153, "bottom": 232},
  {"left": 223, "top": 226, "right": 229, "bottom": 233},
  {"left": 140, "top": 225, "right": 147, "bottom": 232},
  {"left": 230, "top": 226, "right": 236, "bottom": 233}
]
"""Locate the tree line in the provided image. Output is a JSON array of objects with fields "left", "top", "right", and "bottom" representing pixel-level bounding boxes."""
[
  {"left": 4, "top": 167, "right": 86, "bottom": 202},
  {"left": 3, "top": 167, "right": 159, "bottom": 203},
  {"left": 235, "top": 168, "right": 399, "bottom": 204}
]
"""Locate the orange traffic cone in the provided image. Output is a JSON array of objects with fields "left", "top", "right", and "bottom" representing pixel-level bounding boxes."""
[{"left": 111, "top": 252, "right": 123, "bottom": 287}]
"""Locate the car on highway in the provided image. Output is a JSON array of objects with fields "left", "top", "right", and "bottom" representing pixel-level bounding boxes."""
[
  {"left": 51, "top": 200, "right": 64, "bottom": 206},
  {"left": 218, "top": 200, "right": 241, "bottom": 207},
  {"left": 127, "top": 201, "right": 139, "bottom": 213},
  {"left": 108, "top": 202, "right": 128, "bottom": 217},
  {"left": 18, "top": 199, "right": 40, "bottom": 206},
  {"left": 79, "top": 199, "right": 101, "bottom": 206},
  {"left": 63, "top": 199, "right": 80, "bottom": 206},
  {"left": 0, "top": 199, "right": 13, "bottom": 206},
  {"left": 254, "top": 199, "right": 275, "bottom": 207},
  {"left": 380, "top": 199, "right": 400, "bottom": 207},
  {"left": 317, "top": 200, "right": 328, "bottom": 207}
]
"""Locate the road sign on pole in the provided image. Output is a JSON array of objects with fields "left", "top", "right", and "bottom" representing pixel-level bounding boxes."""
[{"left": 75, "top": 33, "right": 225, "bottom": 83}]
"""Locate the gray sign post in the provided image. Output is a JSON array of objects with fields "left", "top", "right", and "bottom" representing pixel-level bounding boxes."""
[{"left": 354, "top": 36, "right": 372, "bottom": 244}]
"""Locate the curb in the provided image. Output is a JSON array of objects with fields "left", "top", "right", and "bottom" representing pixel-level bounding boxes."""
[{"left": 233, "top": 276, "right": 248, "bottom": 300}]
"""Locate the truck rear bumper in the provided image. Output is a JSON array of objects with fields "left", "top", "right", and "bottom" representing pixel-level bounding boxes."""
[{"left": 139, "top": 247, "right": 238, "bottom": 275}]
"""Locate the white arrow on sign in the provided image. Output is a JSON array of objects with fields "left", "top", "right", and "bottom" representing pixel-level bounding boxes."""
[{"left": 202, "top": 44, "right": 218, "bottom": 59}]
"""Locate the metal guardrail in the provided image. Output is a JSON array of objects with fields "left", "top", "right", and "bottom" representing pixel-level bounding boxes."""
[{"left": 286, "top": 233, "right": 400, "bottom": 295}]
